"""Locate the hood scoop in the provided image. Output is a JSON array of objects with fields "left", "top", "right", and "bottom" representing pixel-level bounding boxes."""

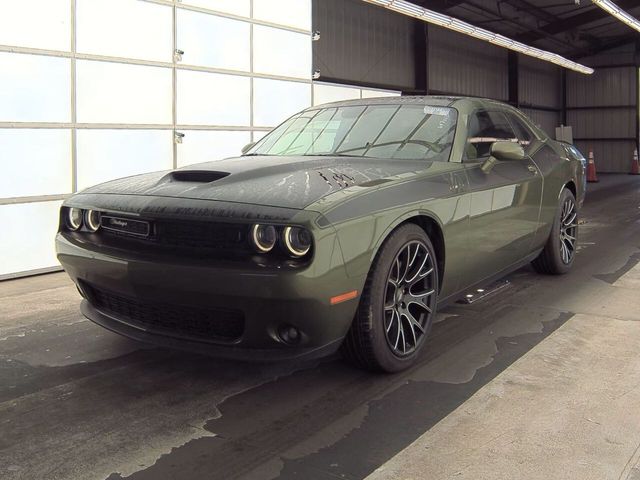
[{"left": 169, "top": 170, "right": 230, "bottom": 183}]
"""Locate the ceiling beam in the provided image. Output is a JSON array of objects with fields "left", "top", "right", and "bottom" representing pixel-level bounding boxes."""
[
  {"left": 516, "top": 0, "right": 640, "bottom": 42},
  {"left": 413, "top": 0, "right": 467, "bottom": 13},
  {"left": 499, "top": 0, "right": 558, "bottom": 24},
  {"left": 572, "top": 33, "right": 637, "bottom": 59},
  {"left": 363, "top": 0, "right": 594, "bottom": 73}
]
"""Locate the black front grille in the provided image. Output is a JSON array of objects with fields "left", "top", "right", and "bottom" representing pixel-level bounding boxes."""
[
  {"left": 84, "top": 283, "right": 244, "bottom": 342},
  {"left": 155, "top": 220, "right": 245, "bottom": 250},
  {"left": 99, "top": 218, "right": 249, "bottom": 257}
]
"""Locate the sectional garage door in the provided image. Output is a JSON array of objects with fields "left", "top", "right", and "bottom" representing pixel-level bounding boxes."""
[{"left": 0, "top": 0, "right": 316, "bottom": 279}]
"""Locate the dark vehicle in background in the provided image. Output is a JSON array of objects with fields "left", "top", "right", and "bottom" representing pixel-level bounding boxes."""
[{"left": 56, "top": 96, "right": 585, "bottom": 372}]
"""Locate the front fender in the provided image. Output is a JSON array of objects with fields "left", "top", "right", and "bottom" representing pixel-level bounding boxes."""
[{"left": 328, "top": 196, "right": 469, "bottom": 299}]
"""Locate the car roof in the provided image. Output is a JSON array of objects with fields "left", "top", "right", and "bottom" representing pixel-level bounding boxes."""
[
  {"left": 304, "top": 95, "right": 547, "bottom": 139},
  {"left": 307, "top": 95, "right": 514, "bottom": 114}
]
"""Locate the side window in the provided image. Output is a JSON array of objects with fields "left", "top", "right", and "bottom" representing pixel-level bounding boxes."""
[
  {"left": 506, "top": 113, "right": 535, "bottom": 148},
  {"left": 465, "top": 110, "right": 517, "bottom": 160}
]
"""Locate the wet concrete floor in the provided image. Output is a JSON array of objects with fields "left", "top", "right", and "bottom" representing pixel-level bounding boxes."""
[{"left": 1, "top": 174, "right": 639, "bottom": 480}]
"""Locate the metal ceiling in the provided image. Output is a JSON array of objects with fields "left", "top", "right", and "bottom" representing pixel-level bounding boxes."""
[{"left": 415, "top": 0, "right": 640, "bottom": 59}]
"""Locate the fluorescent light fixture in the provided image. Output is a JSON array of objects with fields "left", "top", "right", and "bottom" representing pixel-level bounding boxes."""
[
  {"left": 592, "top": 0, "right": 640, "bottom": 33},
  {"left": 362, "top": 0, "right": 594, "bottom": 74}
]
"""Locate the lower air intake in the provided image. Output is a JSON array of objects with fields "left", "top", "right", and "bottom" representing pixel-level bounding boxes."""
[{"left": 83, "top": 283, "right": 244, "bottom": 342}]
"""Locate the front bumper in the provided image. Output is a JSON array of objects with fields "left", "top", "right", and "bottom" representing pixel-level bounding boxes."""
[{"left": 56, "top": 231, "right": 364, "bottom": 361}]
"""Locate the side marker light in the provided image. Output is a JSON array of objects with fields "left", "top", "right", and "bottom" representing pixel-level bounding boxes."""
[{"left": 330, "top": 290, "right": 359, "bottom": 305}]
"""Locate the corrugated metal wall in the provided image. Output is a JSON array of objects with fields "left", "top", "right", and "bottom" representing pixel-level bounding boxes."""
[
  {"left": 521, "top": 108, "right": 560, "bottom": 138},
  {"left": 567, "top": 67, "right": 636, "bottom": 106},
  {"left": 312, "top": 0, "right": 418, "bottom": 90},
  {"left": 567, "top": 66, "right": 637, "bottom": 172},
  {"left": 311, "top": 1, "right": 637, "bottom": 173},
  {"left": 428, "top": 26, "right": 508, "bottom": 100},
  {"left": 519, "top": 55, "right": 562, "bottom": 109},
  {"left": 518, "top": 55, "right": 562, "bottom": 137},
  {"left": 566, "top": 108, "right": 635, "bottom": 138},
  {"left": 574, "top": 140, "right": 634, "bottom": 173}
]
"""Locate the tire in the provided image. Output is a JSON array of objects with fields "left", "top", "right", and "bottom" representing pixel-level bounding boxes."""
[
  {"left": 532, "top": 188, "right": 578, "bottom": 275},
  {"left": 341, "top": 224, "right": 439, "bottom": 373}
]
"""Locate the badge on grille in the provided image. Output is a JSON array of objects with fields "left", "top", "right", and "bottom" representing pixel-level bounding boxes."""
[{"left": 101, "top": 215, "right": 151, "bottom": 237}]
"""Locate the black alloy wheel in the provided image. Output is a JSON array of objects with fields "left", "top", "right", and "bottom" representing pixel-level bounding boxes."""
[
  {"left": 532, "top": 188, "right": 578, "bottom": 275},
  {"left": 342, "top": 224, "right": 439, "bottom": 372},
  {"left": 559, "top": 196, "right": 578, "bottom": 264},
  {"left": 383, "top": 240, "right": 436, "bottom": 356}
]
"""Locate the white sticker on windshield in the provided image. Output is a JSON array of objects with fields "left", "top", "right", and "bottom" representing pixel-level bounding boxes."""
[{"left": 423, "top": 106, "right": 450, "bottom": 116}]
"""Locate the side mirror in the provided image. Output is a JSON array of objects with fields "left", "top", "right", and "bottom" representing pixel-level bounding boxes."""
[
  {"left": 491, "top": 141, "right": 525, "bottom": 161},
  {"left": 481, "top": 141, "right": 525, "bottom": 173},
  {"left": 241, "top": 142, "right": 256, "bottom": 155}
]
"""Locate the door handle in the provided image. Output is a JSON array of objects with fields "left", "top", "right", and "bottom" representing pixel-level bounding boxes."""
[{"left": 527, "top": 165, "right": 538, "bottom": 174}]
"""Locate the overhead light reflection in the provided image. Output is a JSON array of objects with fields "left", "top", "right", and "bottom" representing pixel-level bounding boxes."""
[
  {"left": 592, "top": 0, "right": 640, "bottom": 34},
  {"left": 362, "top": 0, "right": 594, "bottom": 74}
]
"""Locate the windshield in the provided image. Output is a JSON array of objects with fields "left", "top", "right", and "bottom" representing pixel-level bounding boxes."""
[{"left": 247, "top": 104, "right": 458, "bottom": 161}]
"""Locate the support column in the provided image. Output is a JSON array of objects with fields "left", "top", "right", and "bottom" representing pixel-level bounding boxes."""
[
  {"left": 508, "top": 51, "right": 519, "bottom": 107},
  {"left": 413, "top": 22, "right": 428, "bottom": 95}
]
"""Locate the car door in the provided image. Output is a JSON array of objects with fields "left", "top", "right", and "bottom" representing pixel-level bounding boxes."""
[
  {"left": 505, "top": 111, "right": 571, "bottom": 250},
  {"left": 461, "top": 109, "right": 543, "bottom": 287}
]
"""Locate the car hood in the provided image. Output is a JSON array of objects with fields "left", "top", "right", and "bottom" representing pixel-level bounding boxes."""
[{"left": 81, "top": 155, "right": 441, "bottom": 210}]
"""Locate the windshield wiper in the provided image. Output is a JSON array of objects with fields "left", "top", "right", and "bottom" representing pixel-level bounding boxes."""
[
  {"left": 243, "top": 153, "right": 363, "bottom": 158},
  {"left": 303, "top": 153, "right": 363, "bottom": 158}
]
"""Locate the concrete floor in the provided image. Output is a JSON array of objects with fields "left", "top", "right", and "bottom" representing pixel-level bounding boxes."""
[{"left": 1, "top": 174, "right": 639, "bottom": 480}]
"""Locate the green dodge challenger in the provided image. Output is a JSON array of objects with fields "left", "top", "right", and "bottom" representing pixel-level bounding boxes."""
[{"left": 56, "top": 96, "right": 586, "bottom": 372}]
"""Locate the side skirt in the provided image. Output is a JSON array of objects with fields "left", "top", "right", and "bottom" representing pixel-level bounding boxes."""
[{"left": 436, "top": 249, "right": 543, "bottom": 309}]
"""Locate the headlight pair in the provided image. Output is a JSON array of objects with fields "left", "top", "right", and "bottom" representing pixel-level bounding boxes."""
[
  {"left": 65, "top": 208, "right": 101, "bottom": 232},
  {"left": 250, "top": 224, "right": 312, "bottom": 258}
]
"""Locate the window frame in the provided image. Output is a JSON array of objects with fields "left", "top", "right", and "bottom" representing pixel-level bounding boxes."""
[
  {"left": 504, "top": 110, "right": 540, "bottom": 150},
  {"left": 463, "top": 108, "right": 519, "bottom": 162}
]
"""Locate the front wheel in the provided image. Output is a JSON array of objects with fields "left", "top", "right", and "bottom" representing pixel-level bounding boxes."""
[
  {"left": 341, "top": 224, "right": 438, "bottom": 372},
  {"left": 532, "top": 188, "right": 578, "bottom": 275}
]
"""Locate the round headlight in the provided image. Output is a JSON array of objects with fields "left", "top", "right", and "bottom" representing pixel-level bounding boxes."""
[
  {"left": 85, "top": 210, "right": 101, "bottom": 232},
  {"left": 251, "top": 224, "right": 277, "bottom": 253},
  {"left": 283, "top": 226, "right": 312, "bottom": 257},
  {"left": 66, "top": 208, "right": 83, "bottom": 231}
]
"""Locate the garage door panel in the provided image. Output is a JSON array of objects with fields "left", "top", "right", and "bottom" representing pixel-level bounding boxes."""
[
  {"left": 76, "top": 60, "right": 172, "bottom": 125},
  {"left": 177, "top": 70, "right": 250, "bottom": 126},
  {"left": 254, "top": 78, "right": 311, "bottom": 127},
  {"left": 180, "top": 0, "right": 250, "bottom": 17},
  {"left": 0, "top": 201, "right": 63, "bottom": 277},
  {"left": 76, "top": 0, "right": 172, "bottom": 63},
  {"left": 76, "top": 130, "right": 173, "bottom": 191},
  {"left": 177, "top": 130, "right": 250, "bottom": 167},
  {"left": 253, "top": 25, "right": 311, "bottom": 79},
  {"left": 253, "top": 0, "right": 311, "bottom": 30},
  {"left": 0, "top": 53, "right": 71, "bottom": 123},
  {"left": 0, "top": 129, "right": 72, "bottom": 198},
  {"left": 0, "top": 0, "right": 70, "bottom": 51},
  {"left": 177, "top": 9, "right": 250, "bottom": 71}
]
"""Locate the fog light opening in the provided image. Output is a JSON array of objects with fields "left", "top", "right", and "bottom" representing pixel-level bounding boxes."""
[{"left": 278, "top": 324, "right": 301, "bottom": 345}]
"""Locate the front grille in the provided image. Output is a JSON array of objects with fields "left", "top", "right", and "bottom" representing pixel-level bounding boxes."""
[
  {"left": 155, "top": 220, "right": 245, "bottom": 250},
  {"left": 99, "top": 218, "right": 249, "bottom": 257},
  {"left": 83, "top": 283, "right": 244, "bottom": 342}
]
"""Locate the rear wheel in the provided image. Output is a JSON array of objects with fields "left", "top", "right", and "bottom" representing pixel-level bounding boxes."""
[
  {"left": 341, "top": 224, "right": 438, "bottom": 372},
  {"left": 532, "top": 188, "right": 578, "bottom": 275}
]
